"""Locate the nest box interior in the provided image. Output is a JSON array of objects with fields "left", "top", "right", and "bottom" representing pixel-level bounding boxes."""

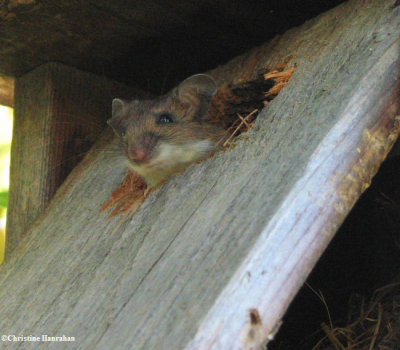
[{"left": 0, "top": 0, "right": 346, "bottom": 105}]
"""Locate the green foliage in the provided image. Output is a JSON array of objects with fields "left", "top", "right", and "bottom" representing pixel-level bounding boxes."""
[
  {"left": 0, "top": 191, "right": 8, "bottom": 208},
  {"left": 0, "top": 144, "right": 10, "bottom": 156}
]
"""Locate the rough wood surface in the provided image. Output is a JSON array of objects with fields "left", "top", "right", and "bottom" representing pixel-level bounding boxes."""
[
  {"left": 0, "top": 74, "right": 14, "bottom": 107},
  {"left": 0, "top": 0, "right": 343, "bottom": 93},
  {"left": 6, "top": 63, "right": 141, "bottom": 256},
  {"left": 1, "top": 1, "right": 400, "bottom": 349}
]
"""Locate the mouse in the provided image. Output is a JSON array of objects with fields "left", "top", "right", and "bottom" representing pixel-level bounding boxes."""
[{"left": 107, "top": 74, "right": 227, "bottom": 187}]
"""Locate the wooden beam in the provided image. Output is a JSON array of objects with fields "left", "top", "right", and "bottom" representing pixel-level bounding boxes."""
[
  {"left": 6, "top": 63, "right": 141, "bottom": 255},
  {"left": 0, "top": 74, "right": 14, "bottom": 107},
  {"left": 0, "top": 0, "right": 344, "bottom": 94},
  {"left": 0, "top": 0, "right": 215, "bottom": 78},
  {"left": 0, "top": 0, "right": 399, "bottom": 349}
]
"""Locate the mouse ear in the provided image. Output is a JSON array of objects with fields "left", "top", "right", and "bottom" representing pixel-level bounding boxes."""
[
  {"left": 112, "top": 98, "right": 125, "bottom": 117},
  {"left": 177, "top": 74, "right": 217, "bottom": 103},
  {"left": 108, "top": 98, "right": 127, "bottom": 137}
]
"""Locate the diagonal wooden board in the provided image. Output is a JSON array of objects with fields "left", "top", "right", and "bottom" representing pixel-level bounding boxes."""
[{"left": 0, "top": 0, "right": 399, "bottom": 349}]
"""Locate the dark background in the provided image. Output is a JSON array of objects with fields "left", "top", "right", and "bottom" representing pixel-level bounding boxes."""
[{"left": 1, "top": 0, "right": 345, "bottom": 92}]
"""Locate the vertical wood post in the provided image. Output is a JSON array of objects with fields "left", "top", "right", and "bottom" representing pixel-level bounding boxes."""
[
  {"left": 0, "top": 75, "right": 14, "bottom": 107},
  {"left": 6, "top": 62, "right": 139, "bottom": 256}
]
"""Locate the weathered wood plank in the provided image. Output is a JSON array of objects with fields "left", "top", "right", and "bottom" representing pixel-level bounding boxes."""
[
  {"left": 0, "top": 74, "right": 14, "bottom": 107},
  {"left": 0, "top": 1, "right": 399, "bottom": 349},
  {"left": 0, "top": 0, "right": 342, "bottom": 92},
  {"left": 0, "top": 0, "right": 250, "bottom": 90},
  {"left": 6, "top": 63, "right": 141, "bottom": 255}
]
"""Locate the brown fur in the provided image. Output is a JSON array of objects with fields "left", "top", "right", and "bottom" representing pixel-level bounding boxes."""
[{"left": 108, "top": 74, "right": 226, "bottom": 186}]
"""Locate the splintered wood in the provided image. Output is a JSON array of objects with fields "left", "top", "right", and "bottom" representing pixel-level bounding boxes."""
[
  {"left": 222, "top": 109, "right": 259, "bottom": 147},
  {"left": 264, "top": 66, "right": 297, "bottom": 100},
  {"left": 101, "top": 171, "right": 149, "bottom": 217},
  {"left": 102, "top": 62, "right": 296, "bottom": 217},
  {"left": 223, "top": 65, "right": 296, "bottom": 147}
]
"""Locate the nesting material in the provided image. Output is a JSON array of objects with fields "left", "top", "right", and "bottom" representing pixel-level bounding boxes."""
[
  {"left": 313, "top": 282, "right": 400, "bottom": 350},
  {"left": 100, "top": 171, "right": 149, "bottom": 217}
]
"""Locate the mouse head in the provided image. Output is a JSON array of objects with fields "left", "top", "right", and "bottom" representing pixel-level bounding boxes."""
[{"left": 107, "top": 74, "right": 225, "bottom": 186}]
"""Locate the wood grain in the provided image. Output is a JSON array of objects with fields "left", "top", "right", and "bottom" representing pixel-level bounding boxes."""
[
  {"left": 6, "top": 63, "right": 141, "bottom": 255},
  {"left": 0, "top": 74, "right": 14, "bottom": 107},
  {"left": 0, "top": 1, "right": 399, "bottom": 349},
  {"left": 0, "top": 0, "right": 341, "bottom": 92}
]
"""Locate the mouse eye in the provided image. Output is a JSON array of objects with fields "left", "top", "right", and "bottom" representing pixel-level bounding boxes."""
[{"left": 157, "top": 113, "right": 174, "bottom": 125}]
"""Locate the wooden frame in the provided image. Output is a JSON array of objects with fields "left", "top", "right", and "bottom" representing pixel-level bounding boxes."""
[
  {"left": 0, "top": 75, "right": 14, "bottom": 107},
  {"left": 6, "top": 63, "right": 140, "bottom": 254}
]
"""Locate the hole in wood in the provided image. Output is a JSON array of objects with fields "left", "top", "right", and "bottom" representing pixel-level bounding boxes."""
[{"left": 102, "top": 60, "right": 296, "bottom": 217}]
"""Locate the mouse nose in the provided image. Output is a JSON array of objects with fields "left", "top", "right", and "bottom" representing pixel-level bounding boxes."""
[
  {"left": 128, "top": 132, "right": 158, "bottom": 164},
  {"left": 129, "top": 147, "right": 150, "bottom": 163}
]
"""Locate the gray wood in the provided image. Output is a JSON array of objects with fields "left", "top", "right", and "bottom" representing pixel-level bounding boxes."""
[
  {"left": 6, "top": 63, "right": 142, "bottom": 256},
  {"left": 1, "top": 0, "right": 400, "bottom": 349}
]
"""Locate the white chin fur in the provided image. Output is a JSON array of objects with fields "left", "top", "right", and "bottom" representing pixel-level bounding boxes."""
[
  {"left": 155, "top": 140, "right": 213, "bottom": 165},
  {"left": 129, "top": 140, "right": 214, "bottom": 186}
]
